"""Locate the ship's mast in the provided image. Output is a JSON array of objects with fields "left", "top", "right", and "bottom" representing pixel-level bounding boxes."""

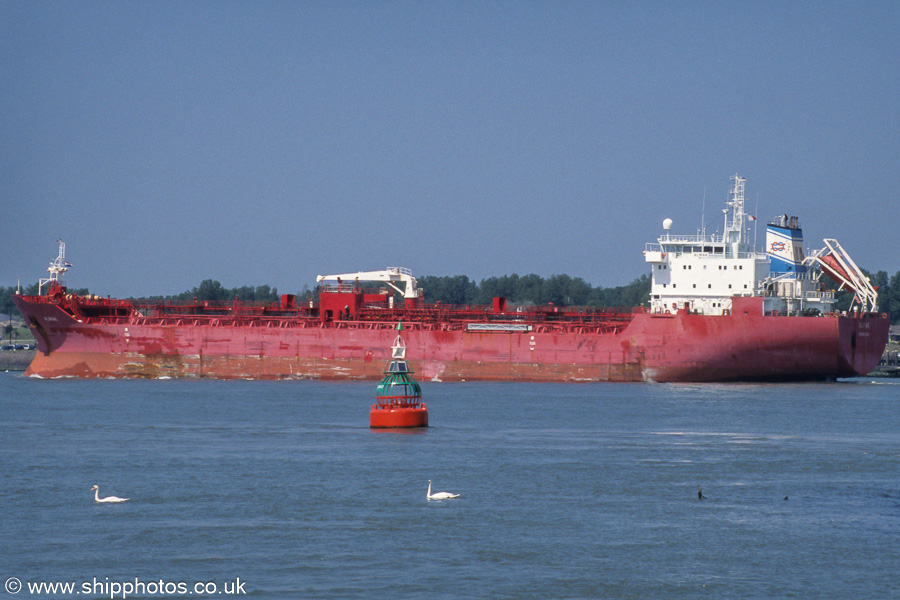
[
  {"left": 723, "top": 174, "right": 747, "bottom": 255},
  {"left": 39, "top": 239, "right": 69, "bottom": 295}
]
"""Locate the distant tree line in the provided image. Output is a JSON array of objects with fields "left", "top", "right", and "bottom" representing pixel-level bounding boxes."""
[
  {"left": 417, "top": 273, "right": 651, "bottom": 308},
  {"left": 142, "top": 280, "right": 283, "bottom": 304},
  {"left": 142, "top": 274, "right": 652, "bottom": 309},
  {"left": 869, "top": 270, "right": 900, "bottom": 318},
  {"left": 3, "top": 270, "right": 900, "bottom": 322}
]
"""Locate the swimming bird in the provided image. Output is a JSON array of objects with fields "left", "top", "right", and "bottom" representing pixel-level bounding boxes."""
[
  {"left": 427, "top": 480, "right": 459, "bottom": 500},
  {"left": 91, "top": 485, "right": 129, "bottom": 503}
]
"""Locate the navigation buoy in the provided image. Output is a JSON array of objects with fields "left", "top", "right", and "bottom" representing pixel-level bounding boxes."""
[{"left": 370, "top": 322, "right": 428, "bottom": 428}]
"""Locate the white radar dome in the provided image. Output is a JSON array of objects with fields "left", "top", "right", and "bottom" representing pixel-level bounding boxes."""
[{"left": 662, "top": 218, "right": 673, "bottom": 230}]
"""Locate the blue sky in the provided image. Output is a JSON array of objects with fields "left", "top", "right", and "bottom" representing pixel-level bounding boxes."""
[{"left": 2, "top": 1, "right": 897, "bottom": 298}]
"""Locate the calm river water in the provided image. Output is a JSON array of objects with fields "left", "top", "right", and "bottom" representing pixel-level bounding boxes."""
[{"left": 1, "top": 373, "right": 898, "bottom": 599}]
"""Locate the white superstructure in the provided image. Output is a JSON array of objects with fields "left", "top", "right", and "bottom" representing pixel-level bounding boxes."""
[{"left": 644, "top": 175, "right": 842, "bottom": 316}]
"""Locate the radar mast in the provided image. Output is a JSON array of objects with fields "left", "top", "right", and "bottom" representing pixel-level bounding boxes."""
[
  {"left": 39, "top": 239, "right": 69, "bottom": 295},
  {"left": 724, "top": 174, "right": 748, "bottom": 250}
]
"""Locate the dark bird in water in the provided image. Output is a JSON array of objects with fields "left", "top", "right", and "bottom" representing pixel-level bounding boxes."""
[
  {"left": 784, "top": 496, "right": 789, "bottom": 501},
  {"left": 698, "top": 485, "right": 707, "bottom": 501}
]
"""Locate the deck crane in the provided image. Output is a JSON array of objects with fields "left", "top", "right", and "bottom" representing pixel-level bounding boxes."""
[{"left": 316, "top": 267, "right": 420, "bottom": 300}]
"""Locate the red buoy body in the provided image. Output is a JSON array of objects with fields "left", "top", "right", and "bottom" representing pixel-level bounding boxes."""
[{"left": 369, "top": 403, "right": 428, "bottom": 428}]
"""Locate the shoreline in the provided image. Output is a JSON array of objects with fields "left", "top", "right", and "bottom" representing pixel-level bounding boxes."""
[{"left": 0, "top": 350, "right": 36, "bottom": 371}]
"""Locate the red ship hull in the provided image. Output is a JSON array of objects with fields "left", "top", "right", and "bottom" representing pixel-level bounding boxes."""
[{"left": 12, "top": 294, "right": 889, "bottom": 382}]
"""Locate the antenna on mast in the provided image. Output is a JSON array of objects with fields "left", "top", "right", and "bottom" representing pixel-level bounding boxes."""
[
  {"left": 701, "top": 187, "right": 706, "bottom": 238},
  {"left": 754, "top": 192, "right": 760, "bottom": 248}
]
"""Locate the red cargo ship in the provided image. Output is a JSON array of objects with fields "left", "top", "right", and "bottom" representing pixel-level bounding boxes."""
[{"left": 12, "top": 176, "right": 889, "bottom": 382}]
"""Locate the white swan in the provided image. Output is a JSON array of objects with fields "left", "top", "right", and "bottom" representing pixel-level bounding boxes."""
[
  {"left": 427, "top": 480, "right": 459, "bottom": 500},
  {"left": 91, "top": 485, "right": 129, "bottom": 503}
]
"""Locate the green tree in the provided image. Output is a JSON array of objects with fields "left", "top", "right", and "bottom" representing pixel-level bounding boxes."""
[
  {"left": 873, "top": 271, "right": 889, "bottom": 315},
  {"left": 419, "top": 275, "right": 477, "bottom": 305},
  {"left": 0, "top": 286, "right": 17, "bottom": 316},
  {"left": 543, "top": 274, "right": 571, "bottom": 306},
  {"left": 517, "top": 274, "right": 544, "bottom": 305},
  {"left": 565, "top": 276, "right": 593, "bottom": 306},
  {"left": 418, "top": 272, "right": 651, "bottom": 308},
  {"left": 194, "top": 280, "right": 229, "bottom": 302},
  {"left": 477, "top": 274, "right": 521, "bottom": 304},
  {"left": 888, "top": 272, "right": 900, "bottom": 320}
]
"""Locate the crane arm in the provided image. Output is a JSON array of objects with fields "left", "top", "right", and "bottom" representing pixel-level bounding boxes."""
[
  {"left": 316, "top": 267, "right": 419, "bottom": 299},
  {"left": 812, "top": 239, "right": 878, "bottom": 313}
]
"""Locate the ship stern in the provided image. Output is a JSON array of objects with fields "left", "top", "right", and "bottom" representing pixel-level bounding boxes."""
[{"left": 837, "top": 312, "right": 891, "bottom": 377}]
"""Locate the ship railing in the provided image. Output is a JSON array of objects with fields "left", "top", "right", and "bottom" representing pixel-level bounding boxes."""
[
  {"left": 645, "top": 243, "right": 761, "bottom": 260},
  {"left": 354, "top": 303, "right": 639, "bottom": 326},
  {"left": 804, "top": 290, "right": 835, "bottom": 301},
  {"left": 656, "top": 233, "right": 723, "bottom": 244},
  {"left": 127, "top": 298, "right": 311, "bottom": 316},
  {"left": 18, "top": 292, "right": 123, "bottom": 321},
  {"left": 374, "top": 394, "right": 422, "bottom": 408},
  {"left": 16, "top": 294, "right": 65, "bottom": 305},
  {"left": 20, "top": 293, "right": 134, "bottom": 308},
  {"left": 320, "top": 283, "right": 357, "bottom": 293},
  {"left": 385, "top": 266, "right": 414, "bottom": 277},
  {"left": 768, "top": 271, "right": 819, "bottom": 282},
  {"left": 108, "top": 313, "right": 322, "bottom": 328}
]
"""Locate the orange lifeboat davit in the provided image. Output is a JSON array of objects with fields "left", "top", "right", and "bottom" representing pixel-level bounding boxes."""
[{"left": 370, "top": 322, "right": 428, "bottom": 429}]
